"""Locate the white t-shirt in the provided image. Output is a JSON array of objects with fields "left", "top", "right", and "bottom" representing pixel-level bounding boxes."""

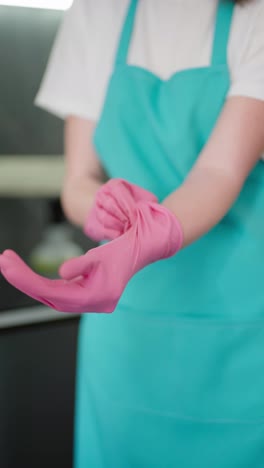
[{"left": 35, "top": 0, "right": 264, "bottom": 121}]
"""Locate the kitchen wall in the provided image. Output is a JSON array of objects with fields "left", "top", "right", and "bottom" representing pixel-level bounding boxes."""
[
  {"left": 0, "top": 6, "right": 86, "bottom": 468},
  {"left": 0, "top": 6, "right": 63, "bottom": 155},
  {"left": 0, "top": 5, "right": 65, "bottom": 309}
]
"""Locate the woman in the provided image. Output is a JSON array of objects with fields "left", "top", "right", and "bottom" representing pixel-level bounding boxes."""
[{"left": 1, "top": 0, "right": 264, "bottom": 466}]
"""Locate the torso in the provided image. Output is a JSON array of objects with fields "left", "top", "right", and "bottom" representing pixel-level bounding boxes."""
[
  {"left": 74, "top": 0, "right": 263, "bottom": 117},
  {"left": 74, "top": 2, "right": 264, "bottom": 467}
]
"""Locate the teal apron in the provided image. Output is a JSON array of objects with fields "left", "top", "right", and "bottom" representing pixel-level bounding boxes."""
[{"left": 74, "top": 1, "right": 264, "bottom": 466}]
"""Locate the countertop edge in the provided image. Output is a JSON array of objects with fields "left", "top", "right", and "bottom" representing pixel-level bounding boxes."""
[{"left": 0, "top": 305, "right": 80, "bottom": 329}]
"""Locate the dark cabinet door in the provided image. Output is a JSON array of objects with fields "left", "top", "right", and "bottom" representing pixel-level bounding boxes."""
[{"left": 0, "top": 317, "right": 80, "bottom": 468}]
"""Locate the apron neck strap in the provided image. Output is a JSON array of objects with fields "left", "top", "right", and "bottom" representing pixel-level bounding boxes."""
[
  {"left": 115, "top": 0, "right": 139, "bottom": 67},
  {"left": 211, "top": 0, "right": 235, "bottom": 67},
  {"left": 115, "top": 0, "right": 234, "bottom": 69}
]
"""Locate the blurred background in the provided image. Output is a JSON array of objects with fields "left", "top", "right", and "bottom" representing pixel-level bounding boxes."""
[{"left": 0, "top": 2, "right": 95, "bottom": 467}]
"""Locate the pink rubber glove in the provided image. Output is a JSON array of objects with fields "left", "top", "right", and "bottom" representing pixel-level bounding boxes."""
[
  {"left": 60, "top": 200, "right": 183, "bottom": 310},
  {"left": 0, "top": 202, "right": 183, "bottom": 313},
  {"left": 84, "top": 178, "right": 158, "bottom": 241}
]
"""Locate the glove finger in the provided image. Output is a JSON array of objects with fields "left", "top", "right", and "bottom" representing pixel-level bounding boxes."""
[
  {"left": 0, "top": 249, "right": 35, "bottom": 277},
  {"left": 0, "top": 250, "right": 67, "bottom": 307},
  {"left": 86, "top": 223, "right": 122, "bottom": 241},
  {"left": 0, "top": 250, "right": 107, "bottom": 313},
  {"left": 84, "top": 203, "right": 123, "bottom": 241},
  {"left": 98, "top": 189, "right": 135, "bottom": 226},
  {"left": 105, "top": 181, "right": 135, "bottom": 216},
  {"left": 59, "top": 250, "right": 96, "bottom": 280},
  {"left": 97, "top": 190, "right": 128, "bottom": 221},
  {"left": 108, "top": 179, "right": 157, "bottom": 204},
  {"left": 127, "top": 183, "right": 158, "bottom": 203},
  {"left": 102, "top": 178, "right": 157, "bottom": 204},
  {"left": 95, "top": 205, "right": 125, "bottom": 231},
  {"left": 1, "top": 249, "right": 17, "bottom": 257}
]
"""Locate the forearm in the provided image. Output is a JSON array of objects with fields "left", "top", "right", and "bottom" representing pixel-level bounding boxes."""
[
  {"left": 61, "top": 175, "right": 103, "bottom": 228},
  {"left": 162, "top": 167, "right": 242, "bottom": 248},
  {"left": 163, "top": 96, "right": 264, "bottom": 248},
  {"left": 60, "top": 116, "right": 105, "bottom": 228}
]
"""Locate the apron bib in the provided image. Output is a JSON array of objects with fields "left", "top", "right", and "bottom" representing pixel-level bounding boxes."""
[{"left": 74, "top": 2, "right": 264, "bottom": 466}]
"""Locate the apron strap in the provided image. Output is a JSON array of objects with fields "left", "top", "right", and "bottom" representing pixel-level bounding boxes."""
[
  {"left": 211, "top": 0, "right": 235, "bottom": 67},
  {"left": 115, "top": 0, "right": 139, "bottom": 67},
  {"left": 115, "top": 0, "right": 234, "bottom": 68}
]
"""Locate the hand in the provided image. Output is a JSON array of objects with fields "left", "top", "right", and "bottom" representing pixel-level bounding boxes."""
[
  {"left": 84, "top": 178, "right": 157, "bottom": 241},
  {"left": 0, "top": 202, "right": 183, "bottom": 313},
  {"left": 0, "top": 247, "right": 121, "bottom": 313},
  {"left": 61, "top": 201, "right": 183, "bottom": 310}
]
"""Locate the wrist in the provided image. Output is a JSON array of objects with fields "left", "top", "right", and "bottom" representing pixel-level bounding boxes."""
[
  {"left": 135, "top": 201, "right": 184, "bottom": 264},
  {"left": 61, "top": 177, "right": 102, "bottom": 229},
  {"left": 155, "top": 203, "right": 184, "bottom": 256}
]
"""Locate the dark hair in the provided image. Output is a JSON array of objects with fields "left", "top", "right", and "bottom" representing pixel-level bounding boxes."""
[{"left": 232, "top": 0, "right": 251, "bottom": 3}]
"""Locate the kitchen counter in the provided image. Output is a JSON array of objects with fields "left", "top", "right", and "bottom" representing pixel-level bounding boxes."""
[{"left": 0, "top": 304, "right": 79, "bottom": 329}]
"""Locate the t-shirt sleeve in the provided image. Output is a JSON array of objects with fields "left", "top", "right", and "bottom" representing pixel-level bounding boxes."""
[
  {"left": 228, "top": 0, "right": 264, "bottom": 101},
  {"left": 35, "top": 0, "right": 123, "bottom": 120}
]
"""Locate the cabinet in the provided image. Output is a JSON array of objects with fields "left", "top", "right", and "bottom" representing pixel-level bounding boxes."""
[{"left": 0, "top": 315, "right": 80, "bottom": 468}]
